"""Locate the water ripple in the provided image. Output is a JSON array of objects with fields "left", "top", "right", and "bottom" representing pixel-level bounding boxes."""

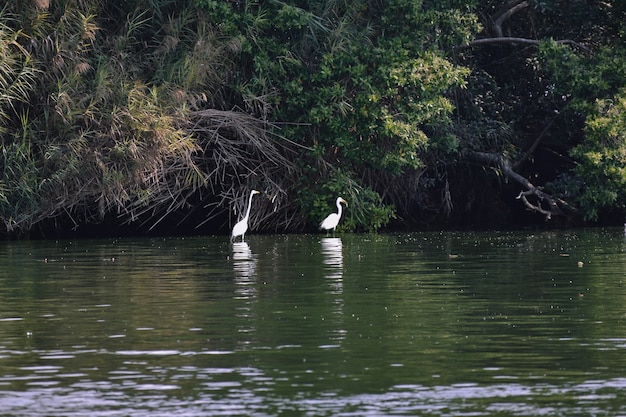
[{"left": 0, "top": 377, "right": 623, "bottom": 416}]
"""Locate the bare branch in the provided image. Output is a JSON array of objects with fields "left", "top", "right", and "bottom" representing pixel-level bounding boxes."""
[
  {"left": 455, "top": 0, "right": 590, "bottom": 53},
  {"left": 456, "top": 37, "right": 590, "bottom": 53},
  {"left": 513, "top": 117, "right": 556, "bottom": 171},
  {"left": 463, "top": 150, "right": 577, "bottom": 220},
  {"left": 187, "top": 109, "right": 305, "bottom": 232},
  {"left": 492, "top": 0, "right": 530, "bottom": 38}
]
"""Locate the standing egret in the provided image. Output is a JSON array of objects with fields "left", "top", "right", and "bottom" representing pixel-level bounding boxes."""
[
  {"left": 232, "top": 190, "right": 260, "bottom": 242},
  {"left": 320, "top": 197, "right": 348, "bottom": 234}
]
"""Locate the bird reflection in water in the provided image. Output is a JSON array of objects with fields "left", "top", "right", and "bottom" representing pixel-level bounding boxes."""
[
  {"left": 321, "top": 237, "right": 343, "bottom": 291},
  {"left": 231, "top": 241, "right": 258, "bottom": 348},
  {"left": 232, "top": 241, "right": 257, "bottom": 300},
  {"left": 321, "top": 237, "right": 346, "bottom": 344},
  {"left": 321, "top": 237, "right": 343, "bottom": 273}
]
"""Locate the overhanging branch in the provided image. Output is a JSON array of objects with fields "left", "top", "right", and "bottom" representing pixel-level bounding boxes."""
[
  {"left": 455, "top": 0, "right": 590, "bottom": 53},
  {"left": 463, "top": 150, "right": 577, "bottom": 220},
  {"left": 456, "top": 37, "right": 590, "bottom": 53}
]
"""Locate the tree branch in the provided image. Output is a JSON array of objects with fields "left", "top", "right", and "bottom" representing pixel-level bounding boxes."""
[
  {"left": 513, "top": 117, "right": 556, "bottom": 171},
  {"left": 456, "top": 37, "right": 590, "bottom": 53},
  {"left": 463, "top": 150, "right": 577, "bottom": 220},
  {"left": 455, "top": 0, "right": 590, "bottom": 53},
  {"left": 491, "top": 0, "right": 530, "bottom": 38}
]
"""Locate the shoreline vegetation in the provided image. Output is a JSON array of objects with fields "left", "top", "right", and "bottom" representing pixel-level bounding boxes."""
[{"left": 1, "top": 1, "right": 626, "bottom": 239}]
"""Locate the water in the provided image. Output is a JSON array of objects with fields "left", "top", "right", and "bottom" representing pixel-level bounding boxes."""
[{"left": 0, "top": 229, "right": 625, "bottom": 416}]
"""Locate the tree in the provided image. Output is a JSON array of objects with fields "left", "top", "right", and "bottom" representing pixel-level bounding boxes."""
[
  {"left": 193, "top": 0, "right": 480, "bottom": 230},
  {"left": 447, "top": 0, "right": 626, "bottom": 225}
]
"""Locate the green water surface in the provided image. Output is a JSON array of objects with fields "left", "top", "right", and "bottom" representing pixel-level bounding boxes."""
[{"left": 0, "top": 229, "right": 625, "bottom": 416}]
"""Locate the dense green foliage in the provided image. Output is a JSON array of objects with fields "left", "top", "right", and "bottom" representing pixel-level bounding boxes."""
[
  {"left": 452, "top": 0, "right": 626, "bottom": 225},
  {"left": 1, "top": 0, "right": 626, "bottom": 236},
  {"left": 192, "top": 0, "right": 479, "bottom": 230},
  {"left": 569, "top": 90, "right": 626, "bottom": 220}
]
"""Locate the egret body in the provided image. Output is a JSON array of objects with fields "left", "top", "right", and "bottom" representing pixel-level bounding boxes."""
[
  {"left": 232, "top": 190, "right": 260, "bottom": 242},
  {"left": 320, "top": 197, "right": 348, "bottom": 233}
]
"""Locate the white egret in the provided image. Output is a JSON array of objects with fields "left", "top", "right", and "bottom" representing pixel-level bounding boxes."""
[
  {"left": 319, "top": 197, "right": 348, "bottom": 233},
  {"left": 232, "top": 190, "right": 260, "bottom": 242}
]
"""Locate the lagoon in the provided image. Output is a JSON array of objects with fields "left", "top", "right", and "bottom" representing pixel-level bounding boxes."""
[{"left": 0, "top": 229, "right": 625, "bottom": 416}]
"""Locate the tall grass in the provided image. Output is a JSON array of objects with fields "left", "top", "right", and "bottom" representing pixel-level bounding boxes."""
[
  {"left": 0, "top": 10, "right": 41, "bottom": 232},
  {"left": 0, "top": 0, "right": 302, "bottom": 235}
]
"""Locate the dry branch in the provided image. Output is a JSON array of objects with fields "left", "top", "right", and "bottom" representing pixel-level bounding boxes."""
[
  {"left": 463, "top": 150, "right": 576, "bottom": 220},
  {"left": 455, "top": 0, "right": 590, "bottom": 53},
  {"left": 491, "top": 0, "right": 530, "bottom": 38},
  {"left": 188, "top": 109, "right": 304, "bottom": 232},
  {"left": 457, "top": 37, "right": 590, "bottom": 53}
]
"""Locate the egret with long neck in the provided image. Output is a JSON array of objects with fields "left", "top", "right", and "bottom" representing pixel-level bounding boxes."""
[
  {"left": 232, "top": 190, "right": 260, "bottom": 242},
  {"left": 319, "top": 197, "right": 348, "bottom": 234}
]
